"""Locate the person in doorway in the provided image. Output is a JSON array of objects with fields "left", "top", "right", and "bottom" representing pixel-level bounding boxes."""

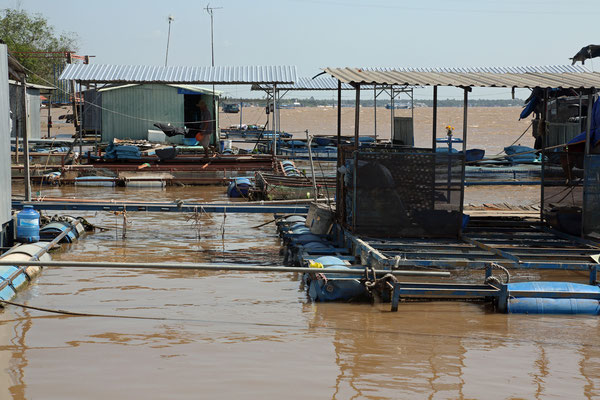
[{"left": 188, "top": 99, "right": 213, "bottom": 158}]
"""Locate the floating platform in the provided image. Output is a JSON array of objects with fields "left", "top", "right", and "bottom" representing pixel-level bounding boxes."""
[{"left": 347, "top": 216, "right": 600, "bottom": 271}]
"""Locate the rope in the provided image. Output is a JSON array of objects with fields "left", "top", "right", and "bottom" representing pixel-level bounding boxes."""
[
  {"left": 3, "top": 298, "right": 598, "bottom": 348},
  {"left": 495, "top": 121, "right": 533, "bottom": 155},
  {"left": 485, "top": 262, "right": 511, "bottom": 286}
]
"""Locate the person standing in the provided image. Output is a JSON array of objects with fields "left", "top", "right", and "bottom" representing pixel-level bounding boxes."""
[{"left": 189, "top": 99, "right": 213, "bottom": 158}]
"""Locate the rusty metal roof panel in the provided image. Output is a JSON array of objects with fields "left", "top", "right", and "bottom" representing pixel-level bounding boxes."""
[
  {"left": 59, "top": 64, "right": 297, "bottom": 84},
  {"left": 322, "top": 66, "right": 600, "bottom": 89}
]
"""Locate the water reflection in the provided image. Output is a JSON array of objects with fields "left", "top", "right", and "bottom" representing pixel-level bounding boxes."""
[
  {"left": 3, "top": 185, "right": 600, "bottom": 398},
  {"left": 308, "top": 301, "right": 600, "bottom": 399}
]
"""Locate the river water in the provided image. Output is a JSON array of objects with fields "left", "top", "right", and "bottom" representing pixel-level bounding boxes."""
[{"left": 2, "top": 107, "right": 599, "bottom": 399}]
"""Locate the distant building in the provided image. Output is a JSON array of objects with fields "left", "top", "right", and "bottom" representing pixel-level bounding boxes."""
[
  {"left": 86, "top": 84, "right": 220, "bottom": 145},
  {"left": 9, "top": 80, "right": 54, "bottom": 140}
]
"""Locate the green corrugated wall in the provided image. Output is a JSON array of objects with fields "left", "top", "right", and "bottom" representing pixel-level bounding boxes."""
[{"left": 101, "top": 84, "right": 184, "bottom": 143}]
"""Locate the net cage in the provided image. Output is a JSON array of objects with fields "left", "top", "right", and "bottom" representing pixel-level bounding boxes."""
[
  {"left": 542, "top": 148, "right": 600, "bottom": 236},
  {"left": 338, "top": 145, "right": 465, "bottom": 238}
]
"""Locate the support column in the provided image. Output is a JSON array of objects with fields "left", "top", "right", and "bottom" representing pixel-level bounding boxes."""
[
  {"left": 354, "top": 84, "right": 360, "bottom": 150},
  {"left": 272, "top": 84, "right": 277, "bottom": 156},
  {"left": 21, "top": 77, "right": 31, "bottom": 201},
  {"left": 432, "top": 86, "right": 438, "bottom": 150},
  {"left": 459, "top": 87, "right": 469, "bottom": 230},
  {"left": 582, "top": 90, "right": 595, "bottom": 237},
  {"left": 373, "top": 86, "right": 377, "bottom": 141},
  {"left": 336, "top": 80, "right": 342, "bottom": 221},
  {"left": 540, "top": 88, "right": 549, "bottom": 222}
]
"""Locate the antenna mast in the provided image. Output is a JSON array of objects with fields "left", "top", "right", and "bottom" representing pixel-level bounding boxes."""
[
  {"left": 165, "top": 15, "right": 175, "bottom": 67},
  {"left": 205, "top": 4, "right": 223, "bottom": 67}
]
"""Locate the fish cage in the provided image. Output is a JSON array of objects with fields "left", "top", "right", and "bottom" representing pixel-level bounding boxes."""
[
  {"left": 542, "top": 147, "right": 600, "bottom": 237},
  {"left": 338, "top": 145, "right": 465, "bottom": 238}
]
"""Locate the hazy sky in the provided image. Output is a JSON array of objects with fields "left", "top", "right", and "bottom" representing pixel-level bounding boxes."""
[{"left": 4, "top": 0, "right": 599, "bottom": 100}]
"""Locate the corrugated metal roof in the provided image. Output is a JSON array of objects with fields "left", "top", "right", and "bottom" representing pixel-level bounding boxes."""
[
  {"left": 322, "top": 65, "right": 600, "bottom": 89},
  {"left": 98, "top": 83, "right": 222, "bottom": 95},
  {"left": 252, "top": 76, "right": 355, "bottom": 91},
  {"left": 60, "top": 64, "right": 297, "bottom": 84},
  {"left": 251, "top": 76, "right": 412, "bottom": 91}
]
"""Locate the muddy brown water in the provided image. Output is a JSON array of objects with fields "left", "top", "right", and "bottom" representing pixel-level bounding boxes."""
[{"left": 2, "top": 108, "right": 600, "bottom": 399}]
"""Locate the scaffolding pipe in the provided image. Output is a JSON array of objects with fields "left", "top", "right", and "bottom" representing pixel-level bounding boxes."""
[{"left": 0, "top": 260, "right": 452, "bottom": 277}]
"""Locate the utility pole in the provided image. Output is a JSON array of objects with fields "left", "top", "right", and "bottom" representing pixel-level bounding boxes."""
[
  {"left": 205, "top": 4, "right": 222, "bottom": 67},
  {"left": 165, "top": 15, "right": 174, "bottom": 67},
  {"left": 205, "top": 4, "right": 222, "bottom": 151}
]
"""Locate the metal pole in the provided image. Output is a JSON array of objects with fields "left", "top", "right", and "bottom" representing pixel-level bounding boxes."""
[
  {"left": 21, "top": 77, "right": 31, "bottom": 201},
  {"left": 209, "top": 11, "right": 214, "bottom": 67},
  {"left": 540, "top": 88, "right": 548, "bottom": 223},
  {"left": 336, "top": 79, "right": 342, "bottom": 221},
  {"left": 0, "top": 260, "right": 451, "bottom": 277},
  {"left": 432, "top": 86, "right": 438, "bottom": 150},
  {"left": 272, "top": 84, "right": 277, "bottom": 156},
  {"left": 337, "top": 80, "right": 342, "bottom": 143},
  {"left": 47, "top": 94, "right": 51, "bottom": 138},
  {"left": 582, "top": 91, "right": 595, "bottom": 237},
  {"left": 165, "top": 16, "right": 174, "bottom": 67},
  {"left": 354, "top": 84, "right": 360, "bottom": 150},
  {"left": 410, "top": 87, "right": 414, "bottom": 138},
  {"left": 391, "top": 86, "right": 395, "bottom": 140},
  {"left": 584, "top": 92, "right": 594, "bottom": 156},
  {"left": 306, "top": 130, "right": 318, "bottom": 199},
  {"left": 78, "top": 81, "right": 83, "bottom": 157},
  {"left": 459, "top": 88, "right": 469, "bottom": 232},
  {"left": 374, "top": 86, "right": 377, "bottom": 141}
]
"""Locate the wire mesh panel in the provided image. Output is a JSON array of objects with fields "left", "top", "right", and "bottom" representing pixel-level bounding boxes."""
[
  {"left": 340, "top": 147, "right": 464, "bottom": 238},
  {"left": 542, "top": 149, "right": 584, "bottom": 236},
  {"left": 583, "top": 154, "right": 600, "bottom": 235}
]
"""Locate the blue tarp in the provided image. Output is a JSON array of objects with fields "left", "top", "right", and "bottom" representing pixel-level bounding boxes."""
[
  {"left": 104, "top": 143, "right": 141, "bottom": 160},
  {"left": 568, "top": 98, "right": 600, "bottom": 146}
]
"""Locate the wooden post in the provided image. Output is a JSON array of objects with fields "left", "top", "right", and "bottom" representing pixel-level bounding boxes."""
[{"left": 21, "top": 77, "right": 31, "bottom": 201}]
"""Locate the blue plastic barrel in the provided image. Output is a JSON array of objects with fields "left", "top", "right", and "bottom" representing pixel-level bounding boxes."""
[
  {"left": 16, "top": 206, "right": 40, "bottom": 243},
  {"left": 506, "top": 282, "right": 600, "bottom": 315}
]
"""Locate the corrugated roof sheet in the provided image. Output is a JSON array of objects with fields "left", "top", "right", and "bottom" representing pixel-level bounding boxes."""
[
  {"left": 252, "top": 76, "right": 355, "bottom": 91},
  {"left": 322, "top": 65, "right": 600, "bottom": 89},
  {"left": 59, "top": 64, "right": 297, "bottom": 84},
  {"left": 251, "top": 76, "right": 411, "bottom": 91},
  {"left": 98, "top": 83, "right": 222, "bottom": 95}
]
